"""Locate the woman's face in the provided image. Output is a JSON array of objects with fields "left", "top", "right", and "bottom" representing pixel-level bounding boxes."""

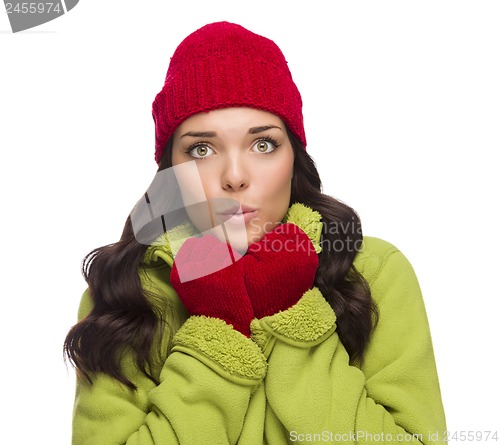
[{"left": 171, "top": 107, "right": 294, "bottom": 250}]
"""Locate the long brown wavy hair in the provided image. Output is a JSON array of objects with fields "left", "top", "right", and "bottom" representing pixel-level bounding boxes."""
[{"left": 64, "top": 126, "right": 379, "bottom": 389}]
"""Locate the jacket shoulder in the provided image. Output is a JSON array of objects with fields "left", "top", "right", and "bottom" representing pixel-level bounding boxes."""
[
  {"left": 77, "top": 287, "right": 93, "bottom": 321},
  {"left": 353, "top": 236, "right": 408, "bottom": 285}
]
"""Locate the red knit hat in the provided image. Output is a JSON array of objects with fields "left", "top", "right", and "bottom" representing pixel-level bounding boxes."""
[{"left": 152, "top": 21, "right": 306, "bottom": 164}]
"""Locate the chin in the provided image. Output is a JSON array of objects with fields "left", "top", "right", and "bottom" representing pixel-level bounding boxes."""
[
  {"left": 245, "top": 230, "right": 264, "bottom": 246},
  {"left": 226, "top": 227, "right": 263, "bottom": 254}
]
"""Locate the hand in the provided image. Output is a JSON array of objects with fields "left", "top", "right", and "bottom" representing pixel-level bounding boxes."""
[
  {"left": 243, "top": 223, "right": 319, "bottom": 319},
  {"left": 170, "top": 234, "right": 254, "bottom": 337}
]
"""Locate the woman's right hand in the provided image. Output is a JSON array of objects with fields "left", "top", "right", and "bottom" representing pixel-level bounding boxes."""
[{"left": 170, "top": 234, "right": 255, "bottom": 337}]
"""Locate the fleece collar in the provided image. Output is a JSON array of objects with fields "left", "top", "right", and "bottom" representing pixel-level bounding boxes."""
[{"left": 143, "top": 202, "right": 323, "bottom": 267}]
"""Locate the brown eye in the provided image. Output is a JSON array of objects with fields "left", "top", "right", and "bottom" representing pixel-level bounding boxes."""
[
  {"left": 189, "top": 144, "right": 213, "bottom": 158},
  {"left": 196, "top": 146, "right": 208, "bottom": 156},
  {"left": 253, "top": 140, "right": 276, "bottom": 154},
  {"left": 257, "top": 141, "right": 268, "bottom": 152}
]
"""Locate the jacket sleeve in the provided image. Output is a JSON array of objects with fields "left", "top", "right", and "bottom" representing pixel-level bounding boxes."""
[
  {"left": 250, "top": 239, "right": 447, "bottom": 444},
  {"left": 71, "top": 280, "right": 267, "bottom": 445}
]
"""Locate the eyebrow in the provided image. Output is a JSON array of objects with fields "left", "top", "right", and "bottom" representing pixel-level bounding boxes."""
[
  {"left": 248, "top": 125, "right": 282, "bottom": 134},
  {"left": 180, "top": 125, "right": 282, "bottom": 139}
]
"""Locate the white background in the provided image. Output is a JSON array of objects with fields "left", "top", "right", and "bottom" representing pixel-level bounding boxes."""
[{"left": 1, "top": 1, "right": 499, "bottom": 443}]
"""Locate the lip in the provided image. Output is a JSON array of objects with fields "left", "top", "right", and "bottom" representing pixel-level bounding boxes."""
[
  {"left": 216, "top": 204, "right": 259, "bottom": 224},
  {"left": 217, "top": 203, "right": 257, "bottom": 215},
  {"left": 227, "top": 209, "right": 258, "bottom": 224}
]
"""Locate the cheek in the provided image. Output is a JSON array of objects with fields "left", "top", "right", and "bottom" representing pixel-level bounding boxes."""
[
  {"left": 174, "top": 162, "right": 207, "bottom": 204},
  {"left": 259, "top": 160, "right": 293, "bottom": 203},
  {"left": 171, "top": 161, "right": 216, "bottom": 232},
  {"left": 252, "top": 160, "right": 293, "bottom": 232}
]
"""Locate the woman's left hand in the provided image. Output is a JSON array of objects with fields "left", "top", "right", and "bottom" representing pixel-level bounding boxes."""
[{"left": 243, "top": 223, "right": 319, "bottom": 319}]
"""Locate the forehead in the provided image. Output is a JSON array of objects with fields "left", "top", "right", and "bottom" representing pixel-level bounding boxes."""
[{"left": 174, "top": 107, "right": 284, "bottom": 133}]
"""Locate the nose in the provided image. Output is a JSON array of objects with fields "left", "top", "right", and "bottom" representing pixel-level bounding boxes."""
[{"left": 221, "top": 153, "right": 249, "bottom": 192}]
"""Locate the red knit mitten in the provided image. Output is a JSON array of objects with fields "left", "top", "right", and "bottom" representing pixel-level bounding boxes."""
[
  {"left": 170, "top": 234, "right": 254, "bottom": 337},
  {"left": 243, "top": 223, "right": 319, "bottom": 319}
]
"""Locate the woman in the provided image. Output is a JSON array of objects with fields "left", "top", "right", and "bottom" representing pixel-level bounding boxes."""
[{"left": 64, "top": 21, "right": 447, "bottom": 444}]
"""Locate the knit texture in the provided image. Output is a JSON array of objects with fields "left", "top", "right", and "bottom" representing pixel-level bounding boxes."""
[
  {"left": 152, "top": 21, "right": 306, "bottom": 164},
  {"left": 244, "top": 223, "right": 319, "bottom": 319},
  {"left": 170, "top": 234, "right": 255, "bottom": 337}
]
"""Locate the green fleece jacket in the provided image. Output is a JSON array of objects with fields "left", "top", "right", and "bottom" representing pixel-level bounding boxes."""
[{"left": 71, "top": 203, "right": 447, "bottom": 444}]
